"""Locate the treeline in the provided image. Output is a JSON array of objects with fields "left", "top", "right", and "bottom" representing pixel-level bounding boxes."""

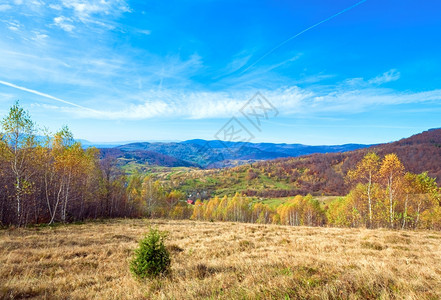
[
  {"left": 328, "top": 153, "right": 441, "bottom": 230},
  {"left": 190, "top": 193, "right": 326, "bottom": 227},
  {"left": 0, "top": 102, "right": 137, "bottom": 226},
  {"left": 124, "top": 172, "right": 193, "bottom": 219},
  {"left": 189, "top": 153, "right": 441, "bottom": 230},
  {"left": 2, "top": 102, "right": 440, "bottom": 230}
]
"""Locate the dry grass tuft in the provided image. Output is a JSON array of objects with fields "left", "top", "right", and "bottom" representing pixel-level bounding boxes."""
[{"left": 1, "top": 219, "right": 441, "bottom": 299}]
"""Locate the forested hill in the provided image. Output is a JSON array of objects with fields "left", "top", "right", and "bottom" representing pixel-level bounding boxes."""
[
  {"left": 372, "top": 128, "right": 441, "bottom": 179},
  {"left": 100, "top": 139, "right": 370, "bottom": 168},
  {"left": 256, "top": 128, "right": 441, "bottom": 195},
  {"left": 176, "top": 128, "right": 441, "bottom": 198},
  {"left": 99, "top": 148, "right": 198, "bottom": 168}
]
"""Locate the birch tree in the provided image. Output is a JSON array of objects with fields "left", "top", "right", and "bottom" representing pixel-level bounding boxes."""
[
  {"left": 379, "top": 154, "right": 404, "bottom": 228},
  {"left": 347, "top": 152, "right": 380, "bottom": 228},
  {"left": 1, "top": 101, "right": 36, "bottom": 226}
]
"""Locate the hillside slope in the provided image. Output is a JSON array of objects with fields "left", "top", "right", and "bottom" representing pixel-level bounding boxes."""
[
  {"left": 164, "top": 129, "right": 441, "bottom": 197},
  {"left": 105, "top": 140, "right": 369, "bottom": 168},
  {"left": 243, "top": 128, "right": 441, "bottom": 196}
]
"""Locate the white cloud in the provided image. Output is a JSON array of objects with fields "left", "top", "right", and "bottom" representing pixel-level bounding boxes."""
[
  {"left": 0, "top": 4, "right": 12, "bottom": 11},
  {"left": 2, "top": 69, "right": 441, "bottom": 121},
  {"left": 137, "top": 29, "right": 151, "bottom": 35},
  {"left": 6, "top": 20, "right": 21, "bottom": 31},
  {"left": 368, "top": 69, "right": 401, "bottom": 85},
  {"left": 342, "top": 69, "right": 401, "bottom": 88},
  {"left": 49, "top": 4, "right": 62, "bottom": 10},
  {"left": 32, "top": 32, "right": 49, "bottom": 42},
  {"left": 61, "top": 0, "right": 130, "bottom": 18},
  {"left": 53, "top": 16, "right": 75, "bottom": 32},
  {"left": 21, "top": 84, "right": 441, "bottom": 121},
  {"left": 30, "top": 0, "right": 44, "bottom": 7},
  {"left": 223, "top": 53, "right": 253, "bottom": 74}
]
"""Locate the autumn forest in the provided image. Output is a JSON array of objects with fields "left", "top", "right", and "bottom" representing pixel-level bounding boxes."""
[{"left": 0, "top": 102, "right": 439, "bottom": 230}]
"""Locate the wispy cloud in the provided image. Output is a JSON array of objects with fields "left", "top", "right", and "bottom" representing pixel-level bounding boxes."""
[
  {"left": 31, "top": 31, "right": 49, "bottom": 42},
  {"left": 6, "top": 20, "right": 21, "bottom": 31},
  {"left": 54, "top": 0, "right": 131, "bottom": 32},
  {"left": 49, "top": 4, "right": 62, "bottom": 11},
  {"left": 53, "top": 16, "right": 75, "bottom": 32},
  {"left": 368, "top": 69, "right": 401, "bottom": 85},
  {"left": 222, "top": 52, "right": 253, "bottom": 75},
  {"left": 0, "top": 4, "right": 12, "bottom": 11},
  {"left": 0, "top": 80, "right": 97, "bottom": 112},
  {"left": 4, "top": 0, "right": 132, "bottom": 35},
  {"left": 19, "top": 82, "right": 441, "bottom": 121},
  {"left": 343, "top": 69, "right": 401, "bottom": 88},
  {"left": 61, "top": 0, "right": 131, "bottom": 19},
  {"left": 137, "top": 29, "right": 151, "bottom": 35},
  {"left": 1, "top": 0, "right": 437, "bottom": 131}
]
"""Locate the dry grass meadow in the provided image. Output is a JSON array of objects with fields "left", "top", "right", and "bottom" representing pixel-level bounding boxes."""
[{"left": 1, "top": 219, "right": 441, "bottom": 299}]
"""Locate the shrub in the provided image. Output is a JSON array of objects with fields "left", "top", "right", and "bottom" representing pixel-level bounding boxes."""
[{"left": 130, "top": 228, "right": 171, "bottom": 279}]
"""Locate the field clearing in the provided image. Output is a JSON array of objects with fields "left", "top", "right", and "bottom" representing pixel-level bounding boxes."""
[{"left": 1, "top": 219, "right": 441, "bottom": 299}]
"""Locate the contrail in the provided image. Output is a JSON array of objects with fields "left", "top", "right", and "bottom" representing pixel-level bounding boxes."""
[
  {"left": 0, "top": 80, "right": 98, "bottom": 113},
  {"left": 240, "top": 0, "right": 369, "bottom": 74}
]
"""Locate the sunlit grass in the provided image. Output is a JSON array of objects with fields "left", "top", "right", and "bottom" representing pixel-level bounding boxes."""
[{"left": 1, "top": 219, "right": 441, "bottom": 299}]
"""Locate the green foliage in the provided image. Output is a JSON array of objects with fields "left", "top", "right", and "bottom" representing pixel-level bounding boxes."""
[
  {"left": 130, "top": 228, "right": 171, "bottom": 279},
  {"left": 326, "top": 197, "right": 352, "bottom": 227},
  {"left": 1, "top": 100, "right": 36, "bottom": 149},
  {"left": 277, "top": 194, "right": 326, "bottom": 226}
]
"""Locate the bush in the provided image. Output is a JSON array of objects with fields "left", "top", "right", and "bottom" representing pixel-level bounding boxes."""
[{"left": 130, "top": 228, "right": 171, "bottom": 279}]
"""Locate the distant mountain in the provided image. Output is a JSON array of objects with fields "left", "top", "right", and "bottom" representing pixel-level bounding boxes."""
[
  {"left": 104, "top": 139, "right": 370, "bottom": 168},
  {"left": 205, "top": 128, "right": 441, "bottom": 197},
  {"left": 97, "top": 129, "right": 441, "bottom": 197},
  {"left": 79, "top": 139, "right": 180, "bottom": 149},
  {"left": 77, "top": 140, "right": 123, "bottom": 149},
  {"left": 99, "top": 148, "right": 198, "bottom": 168}
]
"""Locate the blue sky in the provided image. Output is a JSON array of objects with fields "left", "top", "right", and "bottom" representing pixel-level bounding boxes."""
[{"left": 0, "top": 0, "right": 440, "bottom": 145}]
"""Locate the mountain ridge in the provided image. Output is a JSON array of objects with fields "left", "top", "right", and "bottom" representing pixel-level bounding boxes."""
[
  {"left": 100, "top": 139, "right": 371, "bottom": 168},
  {"left": 159, "top": 128, "right": 441, "bottom": 198}
]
